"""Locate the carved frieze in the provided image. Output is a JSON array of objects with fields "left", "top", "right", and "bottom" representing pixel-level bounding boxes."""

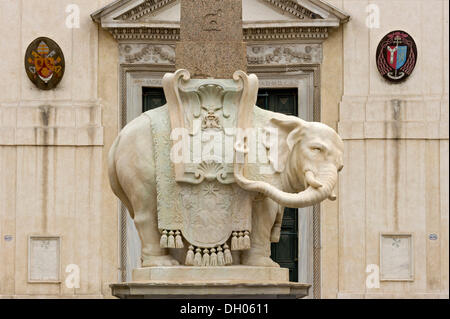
[
  {"left": 119, "top": 43, "right": 322, "bottom": 66},
  {"left": 247, "top": 44, "right": 322, "bottom": 65},
  {"left": 119, "top": 44, "right": 175, "bottom": 64}
]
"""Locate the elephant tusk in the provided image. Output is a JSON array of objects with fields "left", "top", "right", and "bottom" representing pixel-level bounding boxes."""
[
  {"left": 328, "top": 190, "right": 337, "bottom": 201},
  {"left": 305, "top": 170, "right": 323, "bottom": 189},
  {"left": 234, "top": 163, "right": 338, "bottom": 209}
]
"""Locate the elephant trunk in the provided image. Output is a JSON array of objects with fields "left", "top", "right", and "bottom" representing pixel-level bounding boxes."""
[{"left": 234, "top": 164, "right": 337, "bottom": 209}]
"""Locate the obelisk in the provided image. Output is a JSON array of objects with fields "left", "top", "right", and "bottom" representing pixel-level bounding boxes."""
[{"left": 175, "top": 0, "right": 247, "bottom": 78}]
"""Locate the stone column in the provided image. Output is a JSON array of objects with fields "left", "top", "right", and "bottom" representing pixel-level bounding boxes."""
[{"left": 175, "top": 0, "right": 247, "bottom": 78}]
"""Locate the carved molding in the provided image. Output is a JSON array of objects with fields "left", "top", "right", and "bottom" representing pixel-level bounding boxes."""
[
  {"left": 117, "top": 0, "right": 177, "bottom": 21},
  {"left": 108, "top": 26, "right": 328, "bottom": 42},
  {"left": 243, "top": 27, "right": 328, "bottom": 41},
  {"left": 119, "top": 43, "right": 322, "bottom": 66},
  {"left": 261, "top": 0, "right": 318, "bottom": 19},
  {"left": 119, "top": 43, "right": 175, "bottom": 64},
  {"left": 0, "top": 101, "right": 103, "bottom": 146},
  {"left": 109, "top": 27, "right": 179, "bottom": 41}
]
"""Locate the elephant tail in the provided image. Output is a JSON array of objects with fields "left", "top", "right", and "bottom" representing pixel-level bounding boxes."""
[{"left": 108, "top": 134, "right": 135, "bottom": 219}]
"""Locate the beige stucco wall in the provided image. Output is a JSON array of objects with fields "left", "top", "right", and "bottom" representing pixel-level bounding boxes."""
[
  {"left": 321, "top": 0, "right": 449, "bottom": 298},
  {"left": 321, "top": 22, "right": 344, "bottom": 299},
  {"left": 0, "top": 0, "right": 119, "bottom": 298}
]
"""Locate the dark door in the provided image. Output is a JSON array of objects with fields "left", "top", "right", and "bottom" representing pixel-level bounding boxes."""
[
  {"left": 143, "top": 87, "right": 299, "bottom": 282},
  {"left": 143, "top": 87, "right": 166, "bottom": 112},
  {"left": 257, "top": 88, "right": 299, "bottom": 282}
]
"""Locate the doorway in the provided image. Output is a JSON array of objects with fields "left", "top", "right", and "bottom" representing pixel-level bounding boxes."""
[{"left": 256, "top": 88, "right": 299, "bottom": 282}]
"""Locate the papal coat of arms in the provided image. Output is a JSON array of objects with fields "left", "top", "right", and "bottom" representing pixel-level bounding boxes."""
[
  {"left": 24, "top": 37, "right": 65, "bottom": 90},
  {"left": 376, "top": 30, "right": 417, "bottom": 83}
]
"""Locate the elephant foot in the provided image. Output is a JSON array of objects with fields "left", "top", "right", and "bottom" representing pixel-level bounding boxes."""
[
  {"left": 142, "top": 255, "right": 180, "bottom": 267},
  {"left": 241, "top": 253, "right": 280, "bottom": 268}
]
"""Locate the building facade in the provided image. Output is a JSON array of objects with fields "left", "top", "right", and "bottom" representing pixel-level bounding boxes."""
[{"left": 0, "top": 0, "right": 448, "bottom": 298}]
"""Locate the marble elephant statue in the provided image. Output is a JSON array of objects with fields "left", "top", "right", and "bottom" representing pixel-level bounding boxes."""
[{"left": 108, "top": 101, "right": 344, "bottom": 268}]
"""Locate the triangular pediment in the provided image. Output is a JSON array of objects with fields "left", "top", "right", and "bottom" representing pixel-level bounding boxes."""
[
  {"left": 93, "top": 0, "right": 348, "bottom": 24},
  {"left": 91, "top": 0, "right": 349, "bottom": 42},
  {"left": 125, "top": 0, "right": 305, "bottom": 23}
]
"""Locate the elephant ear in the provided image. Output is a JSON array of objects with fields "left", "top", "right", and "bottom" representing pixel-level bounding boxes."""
[{"left": 263, "top": 116, "right": 306, "bottom": 173}]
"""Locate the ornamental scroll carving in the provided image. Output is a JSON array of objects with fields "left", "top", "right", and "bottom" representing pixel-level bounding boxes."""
[
  {"left": 247, "top": 44, "right": 322, "bottom": 65},
  {"left": 119, "top": 44, "right": 175, "bottom": 64},
  {"left": 119, "top": 44, "right": 322, "bottom": 66}
]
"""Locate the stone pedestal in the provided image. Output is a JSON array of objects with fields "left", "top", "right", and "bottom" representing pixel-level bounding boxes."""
[{"left": 110, "top": 266, "right": 310, "bottom": 299}]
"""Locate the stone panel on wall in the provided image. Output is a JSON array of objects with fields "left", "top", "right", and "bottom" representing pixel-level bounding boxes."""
[{"left": 28, "top": 236, "right": 61, "bottom": 282}]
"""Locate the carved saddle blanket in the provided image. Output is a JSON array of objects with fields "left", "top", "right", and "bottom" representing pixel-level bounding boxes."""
[{"left": 145, "top": 105, "right": 254, "bottom": 266}]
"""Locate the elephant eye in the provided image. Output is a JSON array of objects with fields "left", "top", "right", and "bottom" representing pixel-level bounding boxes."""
[{"left": 309, "top": 144, "right": 324, "bottom": 153}]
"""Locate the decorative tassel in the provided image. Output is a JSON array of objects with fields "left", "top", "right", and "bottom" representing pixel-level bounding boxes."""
[
  {"left": 202, "top": 249, "right": 210, "bottom": 266},
  {"left": 217, "top": 246, "right": 225, "bottom": 266},
  {"left": 238, "top": 231, "right": 244, "bottom": 249},
  {"left": 185, "top": 245, "right": 194, "bottom": 266},
  {"left": 175, "top": 230, "right": 184, "bottom": 248},
  {"left": 223, "top": 244, "right": 233, "bottom": 265},
  {"left": 160, "top": 230, "right": 168, "bottom": 248},
  {"left": 243, "top": 231, "right": 251, "bottom": 249},
  {"left": 194, "top": 248, "right": 202, "bottom": 266},
  {"left": 210, "top": 248, "right": 217, "bottom": 266},
  {"left": 167, "top": 230, "right": 175, "bottom": 248},
  {"left": 231, "top": 232, "right": 238, "bottom": 250}
]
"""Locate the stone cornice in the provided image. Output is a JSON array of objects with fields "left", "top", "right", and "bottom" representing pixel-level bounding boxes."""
[
  {"left": 0, "top": 101, "right": 104, "bottom": 146},
  {"left": 337, "top": 95, "right": 449, "bottom": 140},
  {"left": 243, "top": 26, "right": 328, "bottom": 41},
  {"left": 109, "top": 27, "right": 179, "bottom": 41}
]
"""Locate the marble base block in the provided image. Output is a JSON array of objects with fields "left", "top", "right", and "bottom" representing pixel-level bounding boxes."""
[
  {"left": 110, "top": 266, "right": 310, "bottom": 299},
  {"left": 132, "top": 266, "right": 289, "bottom": 282}
]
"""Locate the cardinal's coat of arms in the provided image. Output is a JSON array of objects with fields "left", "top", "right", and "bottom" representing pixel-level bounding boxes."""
[{"left": 376, "top": 30, "right": 417, "bottom": 82}]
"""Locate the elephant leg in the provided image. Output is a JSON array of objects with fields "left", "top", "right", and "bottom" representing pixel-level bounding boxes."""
[
  {"left": 241, "top": 198, "right": 279, "bottom": 267},
  {"left": 133, "top": 205, "right": 179, "bottom": 267},
  {"left": 114, "top": 114, "right": 179, "bottom": 267}
]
